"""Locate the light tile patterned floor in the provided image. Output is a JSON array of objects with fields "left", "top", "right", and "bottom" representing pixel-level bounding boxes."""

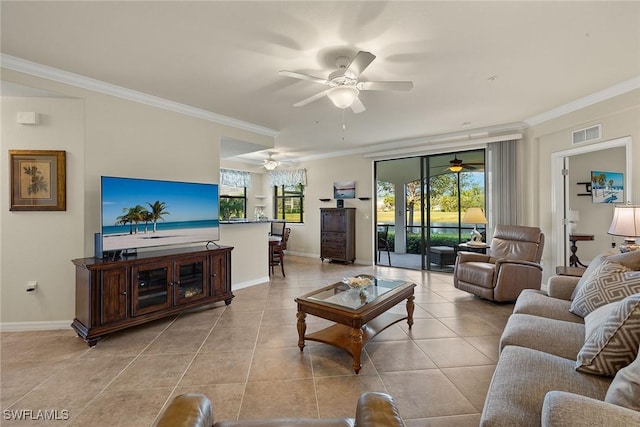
[{"left": 0, "top": 256, "right": 514, "bottom": 426}]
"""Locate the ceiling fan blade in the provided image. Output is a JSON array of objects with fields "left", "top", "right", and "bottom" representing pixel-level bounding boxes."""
[
  {"left": 350, "top": 97, "right": 366, "bottom": 114},
  {"left": 357, "top": 81, "right": 414, "bottom": 91},
  {"left": 345, "top": 51, "right": 376, "bottom": 77},
  {"left": 279, "top": 70, "right": 329, "bottom": 85},
  {"left": 293, "top": 89, "right": 330, "bottom": 107}
]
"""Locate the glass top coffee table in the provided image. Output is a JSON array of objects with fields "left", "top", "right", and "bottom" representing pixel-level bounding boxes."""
[{"left": 295, "top": 276, "right": 416, "bottom": 374}]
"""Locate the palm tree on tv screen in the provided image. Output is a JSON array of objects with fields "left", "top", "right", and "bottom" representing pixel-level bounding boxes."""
[{"left": 148, "top": 201, "right": 170, "bottom": 232}]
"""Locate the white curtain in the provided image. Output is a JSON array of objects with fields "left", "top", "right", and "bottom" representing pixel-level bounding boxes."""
[
  {"left": 220, "top": 169, "right": 251, "bottom": 188},
  {"left": 269, "top": 169, "right": 307, "bottom": 187},
  {"left": 486, "top": 139, "right": 518, "bottom": 229}
]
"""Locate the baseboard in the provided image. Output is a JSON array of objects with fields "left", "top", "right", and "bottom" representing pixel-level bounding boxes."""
[
  {"left": 232, "top": 276, "right": 270, "bottom": 290},
  {"left": 0, "top": 320, "right": 72, "bottom": 332},
  {"left": 287, "top": 250, "right": 370, "bottom": 266}
]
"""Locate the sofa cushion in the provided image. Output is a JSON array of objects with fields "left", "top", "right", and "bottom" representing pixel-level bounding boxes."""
[
  {"left": 570, "top": 261, "right": 640, "bottom": 317},
  {"left": 513, "top": 289, "right": 583, "bottom": 323},
  {"left": 542, "top": 391, "right": 640, "bottom": 426},
  {"left": 604, "top": 347, "right": 640, "bottom": 411},
  {"left": 480, "top": 346, "right": 611, "bottom": 427},
  {"left": 576, "top": 294, "right": 640, "bottom": 376},
  {"left": 499, "top": 313, "right": 585, "bottom": 359}
]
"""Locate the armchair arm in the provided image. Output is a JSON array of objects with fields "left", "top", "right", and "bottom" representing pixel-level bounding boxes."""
[
  {"left": 356, "top": 392, "right": 403, "bottom": 427},
  {"left": 542, "top": 391, "right": 640, "bottom": 427},
  {"left": 155, "top": 393, "right": 213, "bottom": 427},
  {"left": 456, "top": 251, "right": 491, "bottom": 263},
  {"left": 547, "top": 275, "right": 580, "bottom": 300},
  {"left": 494, "top": 258, "right": 543, "bottom": 270}
]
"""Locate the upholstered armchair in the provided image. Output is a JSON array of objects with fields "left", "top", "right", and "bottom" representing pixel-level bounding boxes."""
[{"left": 453, "top": 225, "right": 545, "bottom": 302}]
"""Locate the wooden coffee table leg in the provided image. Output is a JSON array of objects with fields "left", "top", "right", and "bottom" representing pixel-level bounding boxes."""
[
  {"left": 350, "top": 327, "right": 364, "bottom": 374},
  {"left": 406, "top": 294, "right": 415, "bottom": 329},
  {"left": 297, "top": 310, "right": 307, "bottom": 351}
]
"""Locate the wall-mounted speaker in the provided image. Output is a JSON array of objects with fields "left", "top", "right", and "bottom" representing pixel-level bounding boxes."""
[
  {"left": 94, "top": 233, "right": 103, "bottom": 259},
  {"left": 336, "top": 199, "right": 344, "bottom": 208},
  {"left": 17, "top": 112, "right": 39, "bottom": 125}
]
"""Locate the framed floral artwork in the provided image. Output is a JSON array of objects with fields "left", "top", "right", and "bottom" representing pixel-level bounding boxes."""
[{"left": 9, "top": 150, "right": 66, "bottom": 211}]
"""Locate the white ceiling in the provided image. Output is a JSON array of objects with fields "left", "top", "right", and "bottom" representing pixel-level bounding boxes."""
[{"left": 2, "top": 1, "right": 639, "bottom": 165}]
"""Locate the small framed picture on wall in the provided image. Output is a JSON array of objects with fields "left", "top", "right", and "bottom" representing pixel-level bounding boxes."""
[
  {"left": 9, "top": 149, "right": 66, "bottom": 211},
  {"left": 333, "top": 180, "right": 356, "bottom": 199},
  {"left": 590, "top": 171, "right": 623, "bottom": 204}
]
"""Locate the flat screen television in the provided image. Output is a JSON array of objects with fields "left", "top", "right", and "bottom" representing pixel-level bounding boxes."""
[{"left": 100, "top": 176, "right": 220, "bottom": 254}]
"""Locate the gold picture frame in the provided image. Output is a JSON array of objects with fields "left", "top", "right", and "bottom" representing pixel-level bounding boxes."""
[{"left": 9, "top": 150, "right": 66, "bottom": 211}]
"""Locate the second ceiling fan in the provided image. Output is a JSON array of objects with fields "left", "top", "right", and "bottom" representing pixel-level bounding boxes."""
[{"left": 279, "top": 50, "right": 413, "bottom": 113}]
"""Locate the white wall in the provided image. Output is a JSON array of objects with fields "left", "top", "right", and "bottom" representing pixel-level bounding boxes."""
[
  {"left": 286, "top": 155, "right": 375, "bottom": 263},
  {"left": 1, "top": 70, "right": 274, "bottom": 328},
  {"left": 1, "top": 97, "right": 85, "bottom": 325},
  {"left": 527, "top": 89, "right": 640, "bottom": 282}
]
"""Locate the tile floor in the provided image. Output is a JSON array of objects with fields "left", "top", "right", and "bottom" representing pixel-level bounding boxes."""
[{"left": 1, "top": 256, "right": 514, "bottom": 426}]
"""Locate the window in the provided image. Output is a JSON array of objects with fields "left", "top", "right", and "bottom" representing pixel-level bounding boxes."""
[
  {"left": 220, "top": 185, "right": 246, "bottom": 220},
  {"left": 274, "top": 184, "right": 304, "bottom": 223}
]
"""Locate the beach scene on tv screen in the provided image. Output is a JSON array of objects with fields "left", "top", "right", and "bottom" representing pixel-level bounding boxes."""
[{"left": 101, "top": 177, "right": 219, "bottom": 251}]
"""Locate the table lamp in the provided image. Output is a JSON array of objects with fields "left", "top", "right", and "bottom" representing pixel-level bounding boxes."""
[
  {"left": 463, "top": 207, "right": 488, "bottom": 246},
  {"left": 608, "top": 204, "right": 640, "bottom": 252},
  {"left": 567, "top": 210, "right": 579, "bottom": 234}
]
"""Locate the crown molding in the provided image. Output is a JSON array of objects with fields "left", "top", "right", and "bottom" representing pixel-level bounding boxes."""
[
  {"left": 1, "top": 53, "right": 279, "bottom": 138},
  {"left": 295, "top": 122, "right": 528, "bottom": 163},
  {"left": 524, "top": 76, "right": 640, "bottom": 126}
]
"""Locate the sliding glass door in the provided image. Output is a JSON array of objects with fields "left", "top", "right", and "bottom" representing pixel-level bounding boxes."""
[{"left": 375, "top": 150, "right": 485, "bottom": 271}]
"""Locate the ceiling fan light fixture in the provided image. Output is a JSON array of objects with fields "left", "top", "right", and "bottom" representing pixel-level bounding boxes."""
[
  {"left": 327, "top": 86, "right": 359, "bottom": 109},
  {"left": 263, "top": 159, "right": 280, "bottom": 171},
  {"left": 449, "top": 165, "right": 463, "bottom": 173}
]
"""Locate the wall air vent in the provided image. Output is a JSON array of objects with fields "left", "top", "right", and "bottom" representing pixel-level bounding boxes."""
[{"left": 572, "top": 124, "right": 601, "bottom": 145}]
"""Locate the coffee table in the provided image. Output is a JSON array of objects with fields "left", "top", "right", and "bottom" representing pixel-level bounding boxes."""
[{"left": 295, "top": 277, "right": 416, "bottom": 374}]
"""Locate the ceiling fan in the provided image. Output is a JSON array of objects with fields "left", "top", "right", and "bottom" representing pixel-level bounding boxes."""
[
  {"left": 279, "top": 50, "right": 413, "bottom": 113},
  {"left": 445, "top": 155, "right": 484, "bottom": 173},
  {"left": 263, "top": 154, "right": 280, "bottom": 171}
]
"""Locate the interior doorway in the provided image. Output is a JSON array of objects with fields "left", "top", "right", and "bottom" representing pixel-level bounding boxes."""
[{"left": 551, "top": 136, "right": 633, "bottom": 269}]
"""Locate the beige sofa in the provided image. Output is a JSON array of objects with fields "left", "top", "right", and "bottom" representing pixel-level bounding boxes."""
[
  {"left": 480, "top": 251, "right": 640, "bottom": 426},
  {"left": 155, "top": 392, "right": 403, "bottom": 427}
]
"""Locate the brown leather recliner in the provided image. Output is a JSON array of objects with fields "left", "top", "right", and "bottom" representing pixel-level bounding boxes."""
[
  {"left": 453, "top": 225, "right": 545, "bottom": 302},
  {"left": 155, "top": 391, "right": 403, "bottom": 427}
]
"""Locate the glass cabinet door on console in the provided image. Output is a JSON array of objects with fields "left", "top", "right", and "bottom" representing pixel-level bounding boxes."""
[
  {"left": 174, "top": 256, "right": 207, "bottom": 304},
  {"left": 132, "top": 261, "right": 172, "bottom": 316}
]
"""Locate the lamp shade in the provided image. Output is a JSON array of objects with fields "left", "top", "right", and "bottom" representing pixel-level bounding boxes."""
[
  {"left": 608, "top": 205, "right": 640, "bottom": 237},
  {"left": 463, "top": 207, "right": 488, "bottom": 224},
  {"left": 327, "top": 86, "right": 359, "bottom": 109}
]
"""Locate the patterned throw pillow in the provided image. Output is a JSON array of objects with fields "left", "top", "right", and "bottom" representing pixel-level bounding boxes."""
[
  {"left": 570, "top": 261, "right": 640, "bottom": 317},
  {"left": 576, "top": 294, "right": 640, "bottom": 376}
]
